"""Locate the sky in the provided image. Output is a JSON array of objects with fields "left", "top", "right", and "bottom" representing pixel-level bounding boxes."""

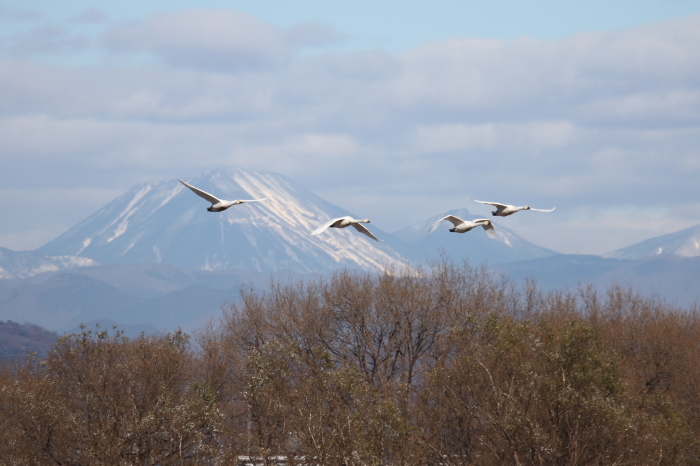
[{"left": 1, "top": 1, "right": 699, "bottom": 255}]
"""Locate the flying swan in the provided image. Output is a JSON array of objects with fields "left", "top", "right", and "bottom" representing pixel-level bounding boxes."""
[
  {"left": 428, "top": 216, "right": 496, "bottom": 238},
  {"left": 471, "top": 198, "right": 555, "bottom": 217},
  {"left": 179, "top": 180, "right": 268, "bottom": 212},
  {"left": 312, "top": 216, "right": 381, "bottom": 242}
]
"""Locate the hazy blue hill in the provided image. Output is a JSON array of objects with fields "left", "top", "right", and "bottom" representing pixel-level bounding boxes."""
[
  {"left": 0, "top": 320, "right": 58, "bottom": 360},
  {"left": 494, "top": 254, "right": 631, "bottom": 288},
  {"left": 0, "top": 264, "right": 276, "bottom": 333},
  {"left": 495, "top": 254, "right": 700, "bottom": 306},
  {"left": 595, "top": 255, "right": 700, "bottom": 305}
]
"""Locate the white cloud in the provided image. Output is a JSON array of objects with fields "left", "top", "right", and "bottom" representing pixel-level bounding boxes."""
[
  {"left": 7, "top": 24, "right": 89, "bottom": 56},
  {"left": 103, "top": 9, "right": 290, "bottom": 70},
  {"left": 0, "top": 10, "right": 699, "bottom": 253},
  {"left": 101, "top": 9, "right": 344, "bottom": 72},
  {"left": 67, "top": 8, "right": 107, "bottom": 25},
  {"left": 415, "top": 123, "right": 497, "bottom": 152},
  {"left": 0, "top": 7, "right": 42, "bottom": 22}
]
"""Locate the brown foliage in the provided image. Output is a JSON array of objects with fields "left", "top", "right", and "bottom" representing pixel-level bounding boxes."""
[
  {"left": 2, "top": 261, "right": 700, "bottom": 464},
  {"left": 0, "top": 327, "right": 223, "bottom": 465}
]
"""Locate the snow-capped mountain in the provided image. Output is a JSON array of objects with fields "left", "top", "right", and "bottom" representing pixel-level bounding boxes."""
[
  {"left": 37, "top": 170, "right": 406, "bottom": 273},
  {"left": 605, "top": 224, "right": 700, "bottom": 260},
  {"left": 0, "top": 248, "right": 97, "bottom": 279},
  {"left": 393, "top": 208, "right": 559, "bottom": 265}
]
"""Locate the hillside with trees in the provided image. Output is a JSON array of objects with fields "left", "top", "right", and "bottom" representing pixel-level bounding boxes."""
[
  {"left": 1, "top": 261, "right": 699, "bottom": 464},
  {"left": 0, "top": 321, "right": 57, "bottom": 360}
]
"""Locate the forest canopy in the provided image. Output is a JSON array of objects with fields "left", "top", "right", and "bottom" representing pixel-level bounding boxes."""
[{"left": 2, "top": 261, "right": 699, "bottom": 465}]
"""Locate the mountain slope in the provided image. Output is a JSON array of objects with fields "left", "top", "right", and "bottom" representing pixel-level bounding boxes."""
[
  {"left": 0, "top": 265, "right": 264, "bottom": 332},
  {"left": 393, "top": 208, "right": 559, "bottom": 265},
  {"left": 605, "top": 224, "right": 700, "bottom": 260},
  {"left": 495, "top": 254, "right": 700, "bottom": 306},
  {"left": 38, "top": 170, "right": 406, "bottom": 273},
  {"left": 494, "top": 255, "right": 632, "bottom": 288},
  {"left": 0, "top": 321, "right": 58, "bottom": 360}
]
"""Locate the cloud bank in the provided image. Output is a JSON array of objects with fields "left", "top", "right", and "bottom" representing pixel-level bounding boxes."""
[{"left": 0, "top": 9, "right": 699, "bottom": 254}]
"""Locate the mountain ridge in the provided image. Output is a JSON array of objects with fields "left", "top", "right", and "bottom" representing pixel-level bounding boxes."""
[
  {"left": 605, "top": 223, "right": 700, "bottom": 260},
  {"left": 37, "top": 169, "right": 407, "bottom": 274}
]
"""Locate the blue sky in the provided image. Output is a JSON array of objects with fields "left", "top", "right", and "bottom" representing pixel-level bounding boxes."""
[
  {"left": 9, "top": 1, "right": 700, "bottom": 43},
  {"left": 1, "top": 1, "right": 699, "bottom": 254},
  {"left": 6, "top": 1, "right": 700, "bottom": 54}
]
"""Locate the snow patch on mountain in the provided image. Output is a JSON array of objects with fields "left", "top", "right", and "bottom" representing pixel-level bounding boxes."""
[
  {"left": 76, "top": 238, "right": 91, "bottom": 255},
  {"left": 0, "top": 248, "right": 97, "bottom": 279}
]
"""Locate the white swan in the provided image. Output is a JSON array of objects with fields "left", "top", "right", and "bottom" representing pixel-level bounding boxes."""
[
  {"left": 471, "top": 198, "right": 555, "bottom": 217},
  {"left": 179, "top": 180, "right": 268, "bottom": 212},
  {"left": 312, "top": 216, "right": 381, "bottom": 242},
  {"left": 428, "top": 215, "right": 496, "bottom": 238}
]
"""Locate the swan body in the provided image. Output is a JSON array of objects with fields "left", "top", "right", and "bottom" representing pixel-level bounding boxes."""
[
  {"left": 428, "top": 215, "right": 496, "bottom": 238},
  {"left": 312, "top": 216, "right": 381, "bottom": 242},
  {"left": 471, "top": 198, "right": 555, "bottom": 217},
  {"left": 179, "top": 180, "right": 268, "bottom": 212}
]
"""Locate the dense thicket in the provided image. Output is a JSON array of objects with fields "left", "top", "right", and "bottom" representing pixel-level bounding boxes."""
[{"left": 2, "top": 261, "right": 699, "bottom": 464}]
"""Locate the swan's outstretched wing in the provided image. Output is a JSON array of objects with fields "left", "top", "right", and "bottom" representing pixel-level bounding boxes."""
[
  {"left": 529, "top": 207, "right": 556, "bottom": 212},
  {"left": 351, "top": 223, "right": 381, "bottom": 242},
  {"left": 479, "top": 221, "right": 496, "bottom": 239},
  {"left": 471, "top": 198, "right": 508, "bottom": 209},
  {"left": 238, "top": 197, "right": 269, "bottom": 204},
  {"left": 429, "top": 215, "right": 464, "bottom": 232},
  {"left": 179, "top": 180, "right": 222, "bottom": 204},
  {"left": 312, "top": 217, "right": 344, "bottom": 235}
]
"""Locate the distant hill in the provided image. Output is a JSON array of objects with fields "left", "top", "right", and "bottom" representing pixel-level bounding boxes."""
[
  {"left": 494, "top": 255, "right": 632, "bottom": 289},
  {"left": 605, "top": 224, "right": 700, "bottom": 260},
  {"left": 495, "top": 254, "right": 700, "bottom": 306},
  {"left": 0, "top": 321, "right": 58, "bottom": 360},
  {"left": 0, "top": 264, "right": 269, "bottom": 333}
]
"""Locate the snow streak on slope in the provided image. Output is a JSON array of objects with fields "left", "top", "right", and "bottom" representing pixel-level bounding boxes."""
[
  {"left": 0, "top": 248, "right": 97, "bottom": 279},
  {"left": 38, "top": 170, "right": 406, "bottom": 273}
]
